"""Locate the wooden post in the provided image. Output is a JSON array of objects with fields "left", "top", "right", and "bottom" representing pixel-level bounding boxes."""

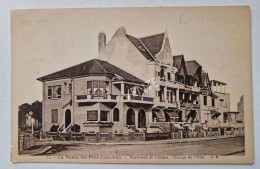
[
  {"left": 143, "top": 131, "right": 147, "bottom": 141},
  {"left": 19, "top": 135, "right": 24, "bottom": 152}
]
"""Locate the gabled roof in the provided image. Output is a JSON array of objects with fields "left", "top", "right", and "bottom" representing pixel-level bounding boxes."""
[
  {"left": 125, "top": 32, "right": 165, "bottom": 60},
  {"left": 140, "top": 33, "right": 165, "bottom": 56},
  {"left": 185, "top": 60, "right": 202, "bottom": 76},
  {"left": 37, "top": 59, "right": 144, "bottom": 83},
  {"left": 126, "top": 34, "right": 154, "bottom": 60},
  {"left": 172, "top": 55, "right": 184, "bottom": 71}
]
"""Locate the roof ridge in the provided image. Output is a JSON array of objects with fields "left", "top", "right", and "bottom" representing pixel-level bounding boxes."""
[
  {"left": 137, "top": 38, "right": 155, "bottom": 59},
  {"left": 186, "top": 60, "right": 202, "bottom": 67},
  {"left": 139, "top": 32, "right": 165, "bottom": 39},
  {"left": 37, "top": 58, "right": 98, "bottom": 80},
  {"left": 126, "top": 34, "right": 155, "bottom": 60}
]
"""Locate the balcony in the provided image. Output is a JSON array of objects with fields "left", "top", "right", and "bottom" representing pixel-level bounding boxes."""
[
  {"left": 155, "top": 76, "right": 180, "bottom": 89},
  {"left": 185, "top": 85, "right": 200, "bottom": 93},
  {"left": 122, "top": 94, "right": 154, "bottom": 104},
  {"left": 75, "top": 94, "right": 118, "bottom": 103},
  {"left": 180, "top": 101, "right": 200, "bottom": 109},
  {"left": 155, "top": 97, "right": 178, "bottom": 108}
]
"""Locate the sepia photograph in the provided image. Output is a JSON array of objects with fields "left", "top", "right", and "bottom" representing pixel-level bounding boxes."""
[{"left": 11, "top": 6, "right": 253, "bottom": 163}]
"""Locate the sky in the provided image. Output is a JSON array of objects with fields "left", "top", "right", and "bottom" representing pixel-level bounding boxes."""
[{"left": 11, "top": 7, "right": 251, "bottom": 112}]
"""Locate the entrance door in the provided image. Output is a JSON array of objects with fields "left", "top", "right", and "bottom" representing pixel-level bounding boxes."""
[
  {"left": 221, "top": 128, "right": 225, "bottom": 136},
  {"left": 138, "top": 109, "right": 146, "bottom": 128},
  {"left": 65, "top": 109, "right": 71, "bottom": 128},
  {"left": 126, "top": 108, "right": 135, "bottom": 125}
]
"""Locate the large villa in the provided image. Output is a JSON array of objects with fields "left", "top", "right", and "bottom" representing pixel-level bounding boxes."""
[{"left": 37, "top": 27, "right": 244, "bottom": 140}]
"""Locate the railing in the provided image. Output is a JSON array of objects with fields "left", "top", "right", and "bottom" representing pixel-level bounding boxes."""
[
  {"left": 155, "top": 97, "right": 178, "bottom": 108},
  {"left": 143, "top": 97, "right": 154, "bottom": 102},
  {"left": 123, "top": 94, "right": 154, "bottom": 103},
  {"left": 77, "top": 95, "right": 87, "bottom": 100},
  {"left": 180, "top": 101, "right": 200, "bottom": 107},
  {"left": 75, "top": 94, "right": 118, "bottom": 102}
]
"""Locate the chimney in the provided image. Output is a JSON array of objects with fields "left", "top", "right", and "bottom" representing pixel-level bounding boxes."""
[
  {"left": 115, "top": 26, "right": 126, "bottom": 36},
  {"left": 98, "top": 32, "right": 106, "bottom": 54},
  {"left": 118, "top": 26, "right": 126, "bottom": 34}
]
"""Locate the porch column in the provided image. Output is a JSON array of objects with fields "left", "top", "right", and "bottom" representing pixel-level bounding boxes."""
[
  {"left": 176, "top": 88, "right": 180, "bottom": 108},
  {"left": 121, "top": 82, "right": 125, "bottom": 96},
  {"left": 164, "top": 86, "right": 167, "bottom": 102},
  {"left": 135, "top": 110, "right": 138, "bottom": 127},
  {"left": 148, "top": 109, "right": 152, "bottom": 125},
  {"left": 98, "top": 110, "right": 101, "bottom": 122},
  {"left": 108, "top": 81, "right": 112, "bottom": 99}
]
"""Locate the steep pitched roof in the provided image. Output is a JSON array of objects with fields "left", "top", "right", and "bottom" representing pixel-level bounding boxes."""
[
  {"left": 185, "top": 60, "right": 202, "bottom": 76},
  {"left": 37, "top": 59, "right": 144, "bottom": 83},
  {"left": 125, "top": 34, "right": 154, "bottom": 60},
  {"left": 140, "top": 33, "right": 165, "bottom": 56},
  {"left": 125, "top": 32, "right": 165, "bottom": 60},
  {"left": 172, "top": 55, "right": 184, "bottom": 71}
]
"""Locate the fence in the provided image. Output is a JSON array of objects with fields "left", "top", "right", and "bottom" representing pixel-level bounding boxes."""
[
  {"left": 45, "top": 131, "right": 172, "bottom": 142},
  {"left": 19, "top": 134, "right": 36, "bottom": 152}
]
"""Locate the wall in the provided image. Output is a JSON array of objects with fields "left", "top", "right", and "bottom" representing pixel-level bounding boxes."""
[
  {"left": 98, "top": 28, "right": 151, "bottom": 82},
  {"left": 43, "top": 78, "right": 73, "bottom": 132},
  {"left": 214, "top": 92, "right": 230, "bottom": 125}
]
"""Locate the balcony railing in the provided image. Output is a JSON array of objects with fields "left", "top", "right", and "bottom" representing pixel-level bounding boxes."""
[
  {"left": 122, "top": 94, "right": 154, "bottom": 104},
  {"left": 75, "top": 94, "right": 118, "bottom": 103},
  {"left": 180, "top": 101, "right": 200, "bottom": 108},
  {"left": 155, "top": 97, "right": 178, "bottom": 108}
]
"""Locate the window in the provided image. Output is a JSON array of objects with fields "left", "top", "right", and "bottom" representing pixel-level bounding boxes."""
[
  {"left": 87, "top": 111, "right": 98, "bottom": 121},
  {"left": 87, "top": 81, "right": 109, "bottom": 97},
  {"left": 100, "top": 111, "right": 109, "bottom": 121},
  {"left": 48, "top": 87, "right": 52, "bottom": 99},
  {"left": 185, "top": 93, "right": 190, "bottom": 103},
  {"left": 51, "top": 109, "right": 58, "bottom": 123},
  {"left": 160, "top": 69, "right": 165, "bottom": 79},
  {"left": 204, "top": 96, "right": 207, "bottom": 105},
  {"left": 167, "top": 90, "right": 174, "bottom": 102},
  {"left": 113, "top": 108, "right": 119, "bottom": 122},
  {"left": 167, "top": 72, "right": 171, "bottom": 80},
  {"left": 87, "top": 81, "right": 92, "bottom": 94},
  {"left": 212, "top": 98, "right": 215, "bottom": 107},
  {"left": 48, "top": 85, "right": 61, "bottom": 99}
]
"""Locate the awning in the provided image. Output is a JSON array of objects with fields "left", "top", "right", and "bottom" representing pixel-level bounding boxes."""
[
  {"left": 165, "top": 110, "right": 179, "bottom": 118},
  {"left": 153, "top": 109, "right": 164, "bottom": 119}
]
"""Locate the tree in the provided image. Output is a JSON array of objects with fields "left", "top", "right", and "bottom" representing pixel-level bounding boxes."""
[
  {"left": 18, "top": 103, "right": 30, "bottom": 130},
  {"left": 30, "top": 100, "right": 42, "bottom": 125}
]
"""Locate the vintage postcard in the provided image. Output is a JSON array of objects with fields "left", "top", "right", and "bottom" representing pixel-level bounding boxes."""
[{"left": 11, "top": 6, "right": 253, "bottom": 163}]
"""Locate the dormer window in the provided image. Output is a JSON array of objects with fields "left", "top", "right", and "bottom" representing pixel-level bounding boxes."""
[
  {"left": 139, "top": 46, "right": 145, "bottom": 52},
  {"left": 160, "top": 68, "right": 165, "bottom": 79}
]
